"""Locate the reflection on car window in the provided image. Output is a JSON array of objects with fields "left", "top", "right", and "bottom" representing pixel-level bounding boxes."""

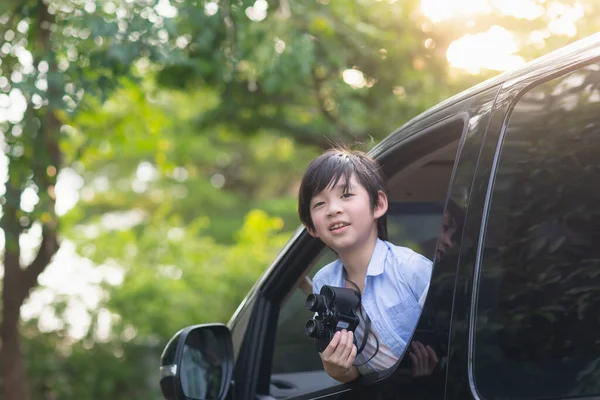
[{"left": 474, "top": 64, "right": 600, "bottom": 399}]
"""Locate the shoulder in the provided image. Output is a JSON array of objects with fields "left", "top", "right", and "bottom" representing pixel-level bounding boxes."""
[
  {"left": 385, "top": 241, "right": 432, "bottom": 272},
  {"left": 383, "top": 241, "right": 432, "bottom": 297},
  {"left": 385, "top": 241, "right": 430, "bottom": 265},
  {"left": 312, "top": 259, "right": 342, "bottom": 294}
]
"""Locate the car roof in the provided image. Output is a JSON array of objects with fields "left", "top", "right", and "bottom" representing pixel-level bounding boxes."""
[{"left": 370, "top": 32, "right": 600, "bottom": 158}]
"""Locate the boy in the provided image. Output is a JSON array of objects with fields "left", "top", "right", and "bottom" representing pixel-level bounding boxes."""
[{"left": 298, "top": 148, "right": 437, "bottom": 382}]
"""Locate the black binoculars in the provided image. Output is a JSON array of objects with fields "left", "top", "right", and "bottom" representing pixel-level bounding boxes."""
[{"left": 304, "top": 285, "right": 361, "bottom": 352}]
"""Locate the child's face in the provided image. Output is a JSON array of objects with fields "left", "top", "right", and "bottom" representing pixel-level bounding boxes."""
[
  {"left": 306, "top": 173, "right": 387, "bottom": 253},
  {"left": 436, "top": 211, "right": 456, "bottom": 260}
]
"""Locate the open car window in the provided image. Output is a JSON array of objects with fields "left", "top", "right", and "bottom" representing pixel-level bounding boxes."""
[{"left": 268, "top": 119, "right": 466, "bottom": 398}]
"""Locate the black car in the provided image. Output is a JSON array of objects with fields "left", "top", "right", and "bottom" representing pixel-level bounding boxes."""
[{"left": 159, "top": 33, "right": 600, "bottom": 400}]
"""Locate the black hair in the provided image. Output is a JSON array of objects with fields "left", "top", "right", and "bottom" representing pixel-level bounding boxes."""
[
  {"left": 445, "top": 197, "right": 465, "bottom": 233},
  {"left": 298, "top": 148, "right": 389, "bottom": 240}
]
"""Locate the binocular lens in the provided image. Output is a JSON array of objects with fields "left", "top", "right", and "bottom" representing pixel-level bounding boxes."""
[
  {"left": 306, "top": 293, "right": 325, "bottom": 312},
  {"left": 305, "top": 319, "right": 325, "bottom": 338}
]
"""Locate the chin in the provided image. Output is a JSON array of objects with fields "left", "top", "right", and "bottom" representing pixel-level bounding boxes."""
[{"left": 330, "top": 239, "right": 361, "bottom": 252}]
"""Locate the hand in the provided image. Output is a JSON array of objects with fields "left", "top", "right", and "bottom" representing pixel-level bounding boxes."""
[
  {"left": 319, "top": 330, "right": 359, "bottom": 382},
  {"left": 409, "top": 341, "right": 438, "bottom": 377}
]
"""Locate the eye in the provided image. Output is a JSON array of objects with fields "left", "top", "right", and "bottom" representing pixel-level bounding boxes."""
[
  {"left": 313, "top": 201, "right": 325, "bottom": 209},
  {"left": 341, "top": 193, "right": 354, "bottom": 199}
]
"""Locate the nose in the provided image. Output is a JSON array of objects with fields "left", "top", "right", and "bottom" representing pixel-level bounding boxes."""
[
  {"left": 326, "top": 199, "right": 343, "bottom": 216},
  {"left": 440, "top": 232, "right": 452, "bottom": 249}
]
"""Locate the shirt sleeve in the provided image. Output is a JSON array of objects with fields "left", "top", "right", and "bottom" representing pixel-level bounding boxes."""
[{"left": 312, "top": 278, "right": 319, "bottom": 294}]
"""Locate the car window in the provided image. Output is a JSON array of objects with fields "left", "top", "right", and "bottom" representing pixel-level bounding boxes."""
[
  {"left": 270, "top": 202, "right": 446, "bottom": 377},
  {"left": 473, "top": 64, "right": 600, "bottom": 400},
  {"left": 271, "top": 249, "right": 337, "bottom": 376},
  {"left": 268, "top": 120, "right": 466, "bottom": 398},
  {"left": 269, "top": 203, "right": 446, "bottom": 397}
]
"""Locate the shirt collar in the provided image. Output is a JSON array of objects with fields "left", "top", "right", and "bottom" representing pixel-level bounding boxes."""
[
  {"left": 339, "top": 238, "right": 389, "bottom": 282},
  {"left": 366, "top": 238, "right": 388, "bottom": 276}
]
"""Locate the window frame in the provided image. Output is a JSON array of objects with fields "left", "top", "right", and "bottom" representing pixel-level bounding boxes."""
[
  {"left": 468, "top": 57, "right": 600, "bottom": 400},
  {"left": 253, "top": 112, "right": 471, "bottom": 399}
]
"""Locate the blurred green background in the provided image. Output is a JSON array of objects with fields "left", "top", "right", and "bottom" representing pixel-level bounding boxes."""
[{"left": 0, "top": 0, "right": 598, "bottom": 398}]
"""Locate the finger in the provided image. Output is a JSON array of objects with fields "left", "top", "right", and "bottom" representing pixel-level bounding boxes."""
[
  {"left": 411, "top": 343, "right": 425, "bottom": 373},
  {"left": 426, "top": 345, "right": 438, "bottom": 363},
  {"left": 346, "top": 344, "right": 357, "bottom": 368},
  {"left": 339, "top": 331, "right": 353, "bottom": 362},
  {"left": 409, "top": 352, "right": 420, "bottom": 376},
  {"left": 330, "top": 330, "right": 348, "bottom": 362},
  {"left": 321, "top": 331, "right": 341, "bottom": 359},
  {"left": 411, "top": 342, "right": 424, "bottom": 362},
  {"left": 426, "top": 345, "right": 439, "bottom": 372},
  {"left": 414, "top": 341, "right": 428, "bottom": 359}
]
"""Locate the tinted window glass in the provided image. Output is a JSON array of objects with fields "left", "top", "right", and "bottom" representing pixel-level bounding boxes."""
[{"left": 474, "top": 64, "right": 600, "bottom": 399}]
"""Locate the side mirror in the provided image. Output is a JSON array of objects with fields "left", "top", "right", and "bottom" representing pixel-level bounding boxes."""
[{"left": 159, "top": 324, "right": 234, "bottom": 400}]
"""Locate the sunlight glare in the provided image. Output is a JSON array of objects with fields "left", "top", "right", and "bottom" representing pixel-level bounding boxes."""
[
  {"left": 422, "top": 0, "right": 546, "bottom": 22},
  {"left": 246, "top": 0, "right": 268, "bottom": 21},
  {"left": 155, "top": 0, "right": 178, "bottom": 18},
  {"left": 21, "top": 241, "right": 126, "bottom": 340},
  {"left": 204, "top": 1, "right": 218, "bottom": 16},
  {"left": 421, "top": 0, "right": 585, "bottom": 74},
  {"left": 55, "top": 167, "right": 85, "bottom": 216},
  {"left": 421, "top": 0, "right": 491, "bottom": 22},
  {"left": 547, "top": 2, "right": 584, "bottom": 37},
  {"left": 490, "top": 0, "right": 544, "bottom": 20},
  {"left": 342, "top": 69, "right": 366, "bottom": 89},
  {"left": 0, "top": 89, "right": 27, "bottom": 124},
  {"left": 447, "top": 26, "right": 525, "bottom": 74}
]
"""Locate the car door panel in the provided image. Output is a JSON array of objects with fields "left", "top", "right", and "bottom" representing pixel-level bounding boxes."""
[{"left": 445, "top": 49, "right": 600, "bottom": 400}]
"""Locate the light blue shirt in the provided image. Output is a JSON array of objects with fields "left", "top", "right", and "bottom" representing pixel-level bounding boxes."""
[{"left": 312, "top": 238, "right": 432, "bottom": 360}]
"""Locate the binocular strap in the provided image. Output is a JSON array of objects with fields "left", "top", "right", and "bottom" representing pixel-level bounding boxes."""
[{"left": 344, "top": 277, "right": 380, "bottom": 367}]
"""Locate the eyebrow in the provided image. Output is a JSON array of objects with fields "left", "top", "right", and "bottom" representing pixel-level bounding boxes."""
[
  {"left": 312, "top": 181, "right": 350, "bottom": 202},
  {"left": 333, "top": 181, "right": 353, "bottom": 191}
]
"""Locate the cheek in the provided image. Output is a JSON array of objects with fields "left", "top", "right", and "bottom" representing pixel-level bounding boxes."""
[{"left": 310, "top": 210, "right": 326, "bottom": 227}]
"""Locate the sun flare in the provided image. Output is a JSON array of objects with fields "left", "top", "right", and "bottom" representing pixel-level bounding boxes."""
[{"left": 420, "top": 0, "right": 585, "bottom": 74}]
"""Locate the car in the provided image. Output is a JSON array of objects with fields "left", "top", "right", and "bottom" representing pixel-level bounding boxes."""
[{"left": 158, "top": 32, "right": 600, "bottom": 400}]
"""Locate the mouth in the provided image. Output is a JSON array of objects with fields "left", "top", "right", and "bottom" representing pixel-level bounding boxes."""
[{"left": 329, "top": 222, "right": 350, "bottom": 232}]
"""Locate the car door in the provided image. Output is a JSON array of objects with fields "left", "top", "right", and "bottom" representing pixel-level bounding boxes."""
[
  {"left": 227, "top": 80, "right": 503, "bottom": 400},
  {"left": 445, "top": 43, "right": 600, "bottom": 400}
]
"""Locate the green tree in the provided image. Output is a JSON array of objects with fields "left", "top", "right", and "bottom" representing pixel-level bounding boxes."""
[
  {"left": 158, "top": 0, "right": 456, "bottom": 147},
  {"left": 4, "top": 0, "right": 600, "bottom": 399},
  {"left": 0, "top": 1, "right": 179, "bottom": 398}
]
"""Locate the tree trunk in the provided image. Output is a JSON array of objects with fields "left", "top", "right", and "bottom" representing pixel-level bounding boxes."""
[
  {"left": 1, "top": 251, "right": 29, "bottom": 400},
  {"left": 1, "top": 185, "right": 60, "bottom": 400}
]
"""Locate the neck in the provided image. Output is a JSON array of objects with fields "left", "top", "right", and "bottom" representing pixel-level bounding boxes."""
[{"left": 338, "top": 228, "right": 379, "bottom": 283}]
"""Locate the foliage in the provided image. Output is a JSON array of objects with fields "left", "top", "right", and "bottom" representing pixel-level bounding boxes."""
[
  {"left": 0, "top": 0, "right": 181, "bottom": 399},
  {"left": 157, "top": 0, "right": 457, "bottom": 147},
  {"left": 21, "top": 209, "right": 288, "bottom": 399},
  {"left": 2, "top": 0, "right": 600, "bottom": 399}
]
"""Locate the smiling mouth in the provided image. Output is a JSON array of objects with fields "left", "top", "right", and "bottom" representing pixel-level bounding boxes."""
[{"left": 329, "top": 223, "right": 350, "bottom": 231}]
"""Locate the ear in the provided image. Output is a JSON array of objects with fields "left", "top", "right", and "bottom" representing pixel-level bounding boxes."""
[
  {"left": 373, "top": 190, "right": 389, "bottom": 219},
  {"left": 304, "top": 224, "right": 319, "bottom": 238}
]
